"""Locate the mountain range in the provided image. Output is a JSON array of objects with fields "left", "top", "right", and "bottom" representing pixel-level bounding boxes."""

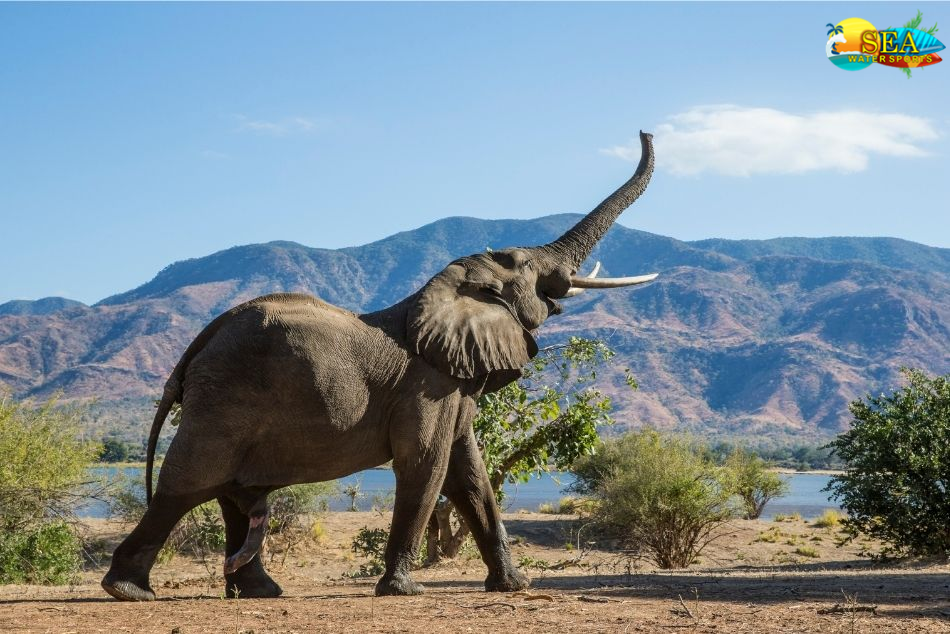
[{"left": 2, "top": 214, "right": 949, "bottom": 443}]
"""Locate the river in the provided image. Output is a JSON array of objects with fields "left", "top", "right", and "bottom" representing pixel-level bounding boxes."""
[{"left": 82, "top": 468, "right": 839, "bottom": 520}]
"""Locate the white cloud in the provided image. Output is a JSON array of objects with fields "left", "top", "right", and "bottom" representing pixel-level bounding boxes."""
[
  {"left": 603, "top": 105, "right": 939, "bottom": 176},
  {"left": 234, "top": 115, "right": 327, "bottom": 137}
]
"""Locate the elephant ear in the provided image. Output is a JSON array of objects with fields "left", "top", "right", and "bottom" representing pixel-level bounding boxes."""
[{"left": 407, "top": 263, "right": 539, "bottom": 379}]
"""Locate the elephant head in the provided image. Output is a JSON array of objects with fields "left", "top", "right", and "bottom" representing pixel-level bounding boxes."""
[{"left": 408, "top": 131, "right": 656, "bottom": 380}]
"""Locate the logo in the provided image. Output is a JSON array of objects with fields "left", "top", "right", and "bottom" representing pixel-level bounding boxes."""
[{"left": 826, "top": 11, "right": 944, "bottom": 76}]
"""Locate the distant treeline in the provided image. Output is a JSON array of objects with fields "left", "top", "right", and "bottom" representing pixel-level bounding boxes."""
[
  {"left": 96, "top": 433, "right": 843, "bottom": 471},
  {"left": 702, "top": 441, "right": 843, "bottom": 471}
]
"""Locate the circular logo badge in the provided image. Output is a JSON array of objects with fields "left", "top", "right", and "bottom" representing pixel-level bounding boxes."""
[{"left": 827, "top": 17, "right": 876, "bottom": 70}]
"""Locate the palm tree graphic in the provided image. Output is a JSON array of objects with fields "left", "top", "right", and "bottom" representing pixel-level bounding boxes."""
[{"left": 826, "top": 23, "right": 846, "bottom": 55}]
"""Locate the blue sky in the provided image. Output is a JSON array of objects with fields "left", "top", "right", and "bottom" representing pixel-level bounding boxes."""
[{"left": 1, "top": 2, "right": 948, "bottom": 305}]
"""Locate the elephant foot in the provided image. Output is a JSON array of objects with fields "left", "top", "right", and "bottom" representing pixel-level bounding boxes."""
[
  {"left": 225, "top": 569, "right": 283, "bottom": 599},
  {"left": 101, "top": 572, "right": 156, "bottom": 602},
  {"left": 375, "top": 572, "right": 425, "bottom": 596},
  {"left": 485, "top": 568, "right": 530, "bottom": 592}
]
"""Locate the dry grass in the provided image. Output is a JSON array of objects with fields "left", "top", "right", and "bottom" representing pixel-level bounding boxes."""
[{"left": 812, "top": 509, "right": 845, "bottom": 528}]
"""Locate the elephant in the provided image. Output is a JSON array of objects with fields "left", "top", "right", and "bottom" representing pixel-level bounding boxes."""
[{"left": 101, "top": 131, "right": 657, "bottom": 602}]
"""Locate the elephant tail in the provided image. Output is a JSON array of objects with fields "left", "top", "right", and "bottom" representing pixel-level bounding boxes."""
[
  {"left": 146, "top": 377, "right": 181, "bottom": 505},
  {"left": 145, "top": 303, "right": 248, "bottom": 505}
]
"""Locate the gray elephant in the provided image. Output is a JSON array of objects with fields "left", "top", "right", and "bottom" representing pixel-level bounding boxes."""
[{"left": 102, "top": 132, "right": 656, "bottom": 601}]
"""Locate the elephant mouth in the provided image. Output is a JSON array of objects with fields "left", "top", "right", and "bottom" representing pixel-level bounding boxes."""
[{"left": 541, "top": 292, "right": 563, "bottom": 316}]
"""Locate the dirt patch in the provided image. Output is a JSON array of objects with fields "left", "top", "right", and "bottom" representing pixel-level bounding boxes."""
[{"left": 1, "top": 512, "right": 948, "bottom": 633}]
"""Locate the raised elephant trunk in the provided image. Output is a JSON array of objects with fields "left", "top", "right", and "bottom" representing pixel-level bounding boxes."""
[
  {"left": 542, "top": 130, "right": 656, "bottom": 296},
  {"left": 544, "top": 131, "right": 654, "bottom": 267}
]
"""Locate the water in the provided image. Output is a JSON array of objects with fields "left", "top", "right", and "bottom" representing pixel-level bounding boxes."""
[
  {"left": 83, "top": 468, "right": 838, "bottom": 519},
  {"left": 758, "top": 473, "right": 841, "bottom": 520}
]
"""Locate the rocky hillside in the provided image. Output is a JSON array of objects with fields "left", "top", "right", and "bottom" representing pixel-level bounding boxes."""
[{"left": 2, "top": 215, "right": 949, "bottom": 442}]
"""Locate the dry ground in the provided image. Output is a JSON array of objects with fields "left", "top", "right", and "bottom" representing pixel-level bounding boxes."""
[{"left": 1, "top": 511, "right": 948, "bottom": 633}]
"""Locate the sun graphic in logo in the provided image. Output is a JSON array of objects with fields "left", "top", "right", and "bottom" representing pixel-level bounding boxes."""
[{"left": 826, "top": 17, "right": 876, "bottom": 70}]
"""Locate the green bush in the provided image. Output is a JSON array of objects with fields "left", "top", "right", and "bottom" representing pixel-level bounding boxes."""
[
  {"left": 572, "top": 432, "right": 735, "bottom": 569},
  {"left": 0, "top": 395, "right": 100, "bottom": 530},
  {"left": 0, "top": 521, "right": 82, "bottom": 584},
  {"left": 349, "top": 526, "right": 388, "bottom": 577},
  {"left": 0, "top": 395, "right": 98, "bottom": 585},
  {"left": 827, "top": 369, "right": 950, "bottom": 558},
  {"left": 183, "top": 503, "right": 227, "bottom": 552},
  {"left": 98, "top": 438, "right": 129, "bottom": 463},
  {"left": 721, "top": 447, "right": 789, "bottom": 519}
]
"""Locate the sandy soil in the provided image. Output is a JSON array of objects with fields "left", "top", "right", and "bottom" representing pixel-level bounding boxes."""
[{"left": 1, "top": 511, "right": 948, "bottom": 633}]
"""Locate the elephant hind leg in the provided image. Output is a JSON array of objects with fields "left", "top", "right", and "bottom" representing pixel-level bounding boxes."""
[
  {"left": 220, "top": 493, "right": 282, "bottom": 599},
  {"left": 102, "top": 490, "right": 209, "bottom": 601}
]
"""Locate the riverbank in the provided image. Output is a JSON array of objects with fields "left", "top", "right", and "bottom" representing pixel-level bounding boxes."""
[{"left": 1, "top": 512, "right": 946, "bottom": 633}]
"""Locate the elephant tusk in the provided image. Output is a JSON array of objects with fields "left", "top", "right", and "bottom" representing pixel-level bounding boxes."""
[
  {"left": 563, "top": 261, "right": 601, "bottom": 297},
  {"left": 568, "top": 272, "right": 658, "bottom": 289}
]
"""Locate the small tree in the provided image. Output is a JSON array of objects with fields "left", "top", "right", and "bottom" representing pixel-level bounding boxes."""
[
  {"left": 827, "top": 369, "right": 950, "bottom": 558},
  {"left": 573, "top": 432, "right": 734, "bottom": 569},
  {"left": 99, "top": 438, "right": 129, "bottom": 463},
  {"left": 722, "top": 447, "right": 789, "bottom": 519},
  {"left": 341, "top": 478, "right": 363, "bottom": 512},
  {"left": 0, "top": 394, "right": 99, "bottom": 584},
  {"left": 425, "top": 337, "right": 633, "bottom": 562}
]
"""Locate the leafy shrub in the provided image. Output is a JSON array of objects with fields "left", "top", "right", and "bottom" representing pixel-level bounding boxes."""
[
  {"left": 0, "top": 396, "right": 100, "bottom": 530},
  {"left": 572, "top": 432, "right": 735, "bottom": 569},
  {"left": 721, "top": 447, "right": 789, "bottom": 519},
  {"left": 827, "top": 369, "right": 950, "bottom": 558},
  {"left": 0, "top": 395, "right": 99, "bottom": 584},
  {"left": 182, "top": 503, "right": 227, "bottom": 552},
  {"left": 348, "top": 523, "right": 444, "bottom": 576},
  {"left": 98, "top": 438, "right": 129, "bottom": 463},
  {"left": 0, "top": 521, "right": 82, "bottom": 584},
  {"left": 349, "top": 526, "right": 388, "bottom": 577}
]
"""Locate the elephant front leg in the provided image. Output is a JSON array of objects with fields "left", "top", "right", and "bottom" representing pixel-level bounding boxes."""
[
  {"left": 442, "top": 429, "right": 529, "bottom": 592},
  {"left": 375, "top": 445, "right": 450, "bottom": 596}
]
